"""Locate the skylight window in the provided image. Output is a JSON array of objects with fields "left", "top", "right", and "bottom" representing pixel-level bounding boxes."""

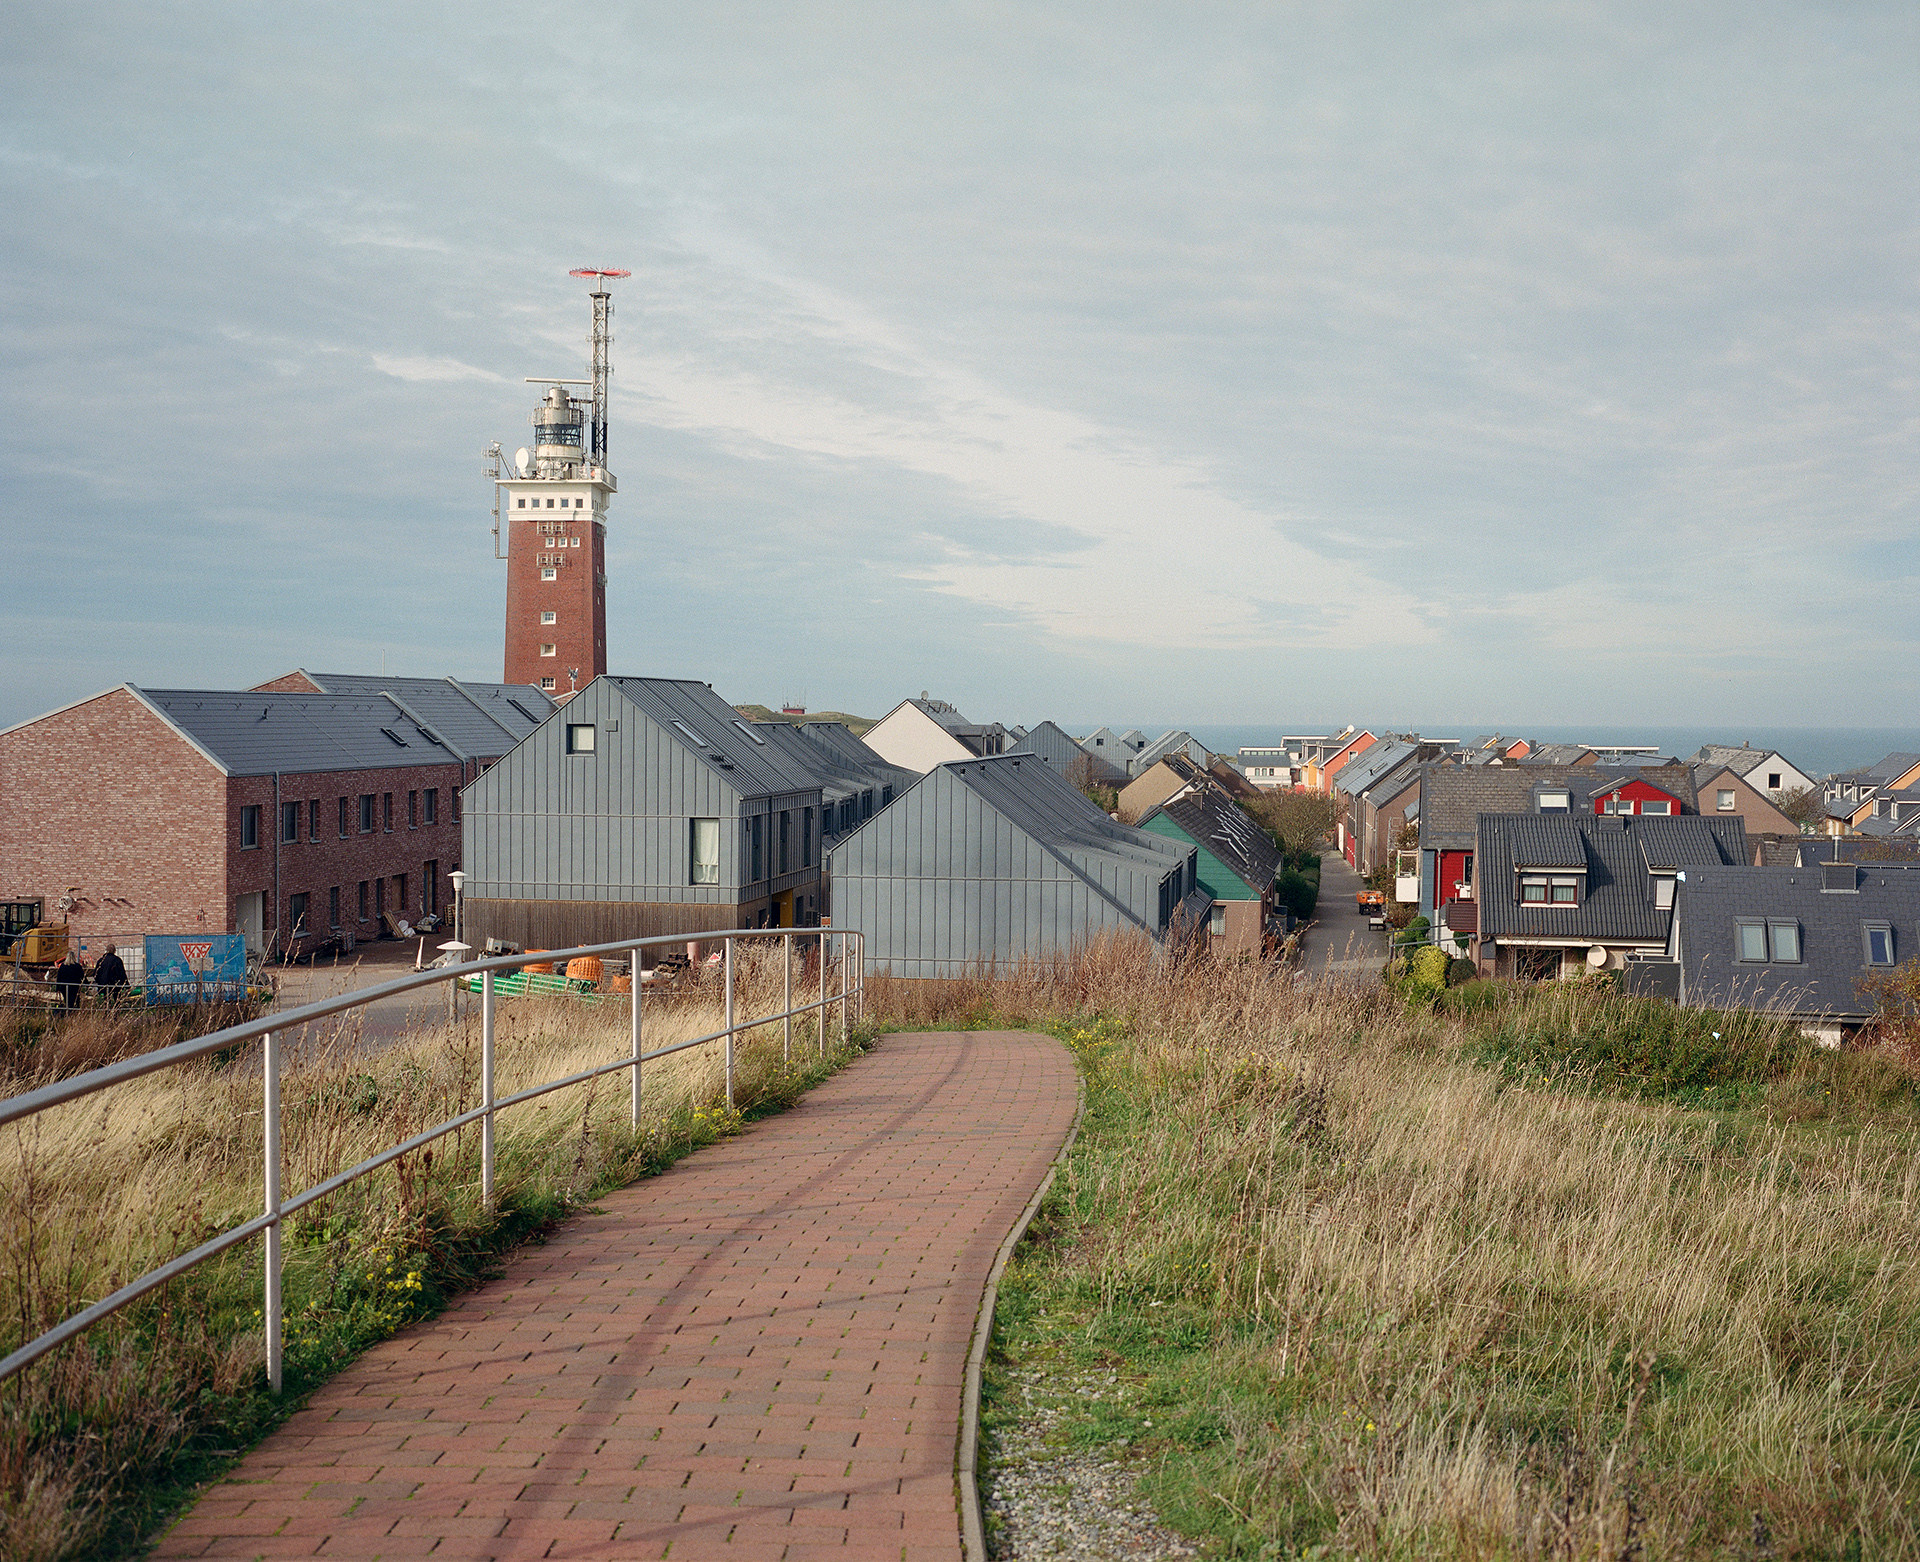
[
  {"left": 671, "top": 719, "right": 709, "bottom": 748},
  {"left": 732, "top": 720, "right": 767, "bottom": 745},
  {"left": 380, "top": 727, "right": 408, "bottom": 746}
]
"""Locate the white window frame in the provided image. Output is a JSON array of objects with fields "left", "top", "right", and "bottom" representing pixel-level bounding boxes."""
[
  {"left": 1863, "top": 923, "right": 1894, "bottom": 967},
  {"left": 1717, "top": 790, "right": 1736, "bottom": 811},
  {"left": 566, "top": 723, "right": 596, "bottom": 755},
  {"left": 540, "top": 567, "right": 558, "bottom": 581},
  {"left": 690, "top": 818, "right": 720, "bottom": 886},
  {"left": 540, "top": 610, "right": 557, "bottom": 625}
]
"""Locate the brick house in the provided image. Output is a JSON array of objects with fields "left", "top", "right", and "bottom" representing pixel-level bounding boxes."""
[{"left": 0, "top": 684, "right": 540, "bottom": 958}]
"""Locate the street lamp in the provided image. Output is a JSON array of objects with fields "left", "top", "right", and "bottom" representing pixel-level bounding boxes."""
[{"left": 449, "top": 870, "right": 467, "bottom": 952}]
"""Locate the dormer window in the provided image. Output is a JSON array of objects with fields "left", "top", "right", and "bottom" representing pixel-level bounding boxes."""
[
  {"left": 1520, "top": 874, "right": 1581, "bottom": 905},
  {"left": 1863, "top": 923, "right": 1894, "bottom": 967},
  {"left": 1536, "top": 790, "right": 1570, "bottom": 813}
]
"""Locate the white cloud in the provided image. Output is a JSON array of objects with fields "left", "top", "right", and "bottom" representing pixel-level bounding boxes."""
[{"left": 371, "top": 354, "right": 504, "bottom": 384}]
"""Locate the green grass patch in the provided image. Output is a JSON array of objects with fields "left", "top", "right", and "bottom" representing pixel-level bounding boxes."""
[{"left": 979, "top": 992, "right": 1920, "bottom": 1560}]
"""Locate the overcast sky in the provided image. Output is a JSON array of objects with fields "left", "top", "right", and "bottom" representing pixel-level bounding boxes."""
[{"left": 2, "top": 2, "right": 1914, "bottom": 733}]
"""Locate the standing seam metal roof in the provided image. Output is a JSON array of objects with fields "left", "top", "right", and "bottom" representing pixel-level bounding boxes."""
[{"left": 603, "top": 678, "right": 824, "bottom": 798}]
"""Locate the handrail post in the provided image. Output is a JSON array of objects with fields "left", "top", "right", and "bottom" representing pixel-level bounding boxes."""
[
  {"left": 782, "top": 931, "right": 792, "bottom": 1065},
  {"left": 481, "top": 969, "right": 496, "bottom": 1206},
  {"left": 817, "top": 929, "right": 827, "bottom": 1056},
  {"left": 838, "top": 932, "right": 848, "bottom": 1046},
  {"left": 263, "top": 1028, "right": 283, "bottom": 1395},
  {"left": 723, "top": 936, "right": 735, "bottom": 1112},
  {"left": 629, "top": 945, "right": 642, "bottom": 1129}
]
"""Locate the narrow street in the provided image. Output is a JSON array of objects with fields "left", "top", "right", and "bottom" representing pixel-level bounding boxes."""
[{"left": 1299, "top": 849, "right": 1388, "bottom": 979}]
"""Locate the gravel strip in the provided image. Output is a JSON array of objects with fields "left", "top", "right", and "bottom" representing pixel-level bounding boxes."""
[{"left": 983, "top": 1361, "right": 1198, "bottom": 1562}]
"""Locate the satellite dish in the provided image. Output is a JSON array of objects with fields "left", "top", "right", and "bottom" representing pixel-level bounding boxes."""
[
  {"left": 1586, "top": 945, "right": 1608, "bottom": 968},
  {"left": 514, "top": 447, "right": 532, "bottom": 477}
]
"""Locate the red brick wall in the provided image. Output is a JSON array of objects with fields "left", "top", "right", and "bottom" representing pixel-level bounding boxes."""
[
  {"left": 226, "top": 764, "right": 465, "bottom": 947},
  {"left": 251, "top": 670, "right": 324, "bottom": 693},
  {"left": 503, "top": 507, "right": 606, "bottom": 690},
  {"left": 1, "top": 688, "right": 467, "bottom": 952},
  {"left": 0, "top": 688, "right": 227, "bottom": 941}
]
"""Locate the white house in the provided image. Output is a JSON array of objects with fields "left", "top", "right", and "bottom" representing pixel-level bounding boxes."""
[{"left": 862, "top": 697, "right": 1008, "bottom": 774}]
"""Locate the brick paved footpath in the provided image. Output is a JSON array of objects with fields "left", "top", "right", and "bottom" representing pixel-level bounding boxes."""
[{"left": 155, "top": 1029, "right": 1079, "bottom": 1561}]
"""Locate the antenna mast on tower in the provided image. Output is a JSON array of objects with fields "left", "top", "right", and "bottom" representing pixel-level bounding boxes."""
[{"left": 570, "top": 267, "right": 629, "bottom": 469}]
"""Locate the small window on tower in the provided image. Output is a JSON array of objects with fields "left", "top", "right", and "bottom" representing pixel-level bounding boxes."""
[
  {"left": 540, "top": 643, "right": 557, "bottom": 657},
  {"left": 546, "top": 498, "right": 555, "bottom": 508},
  {"left": 541, "top": 567, "right": 557, "bottom": 581},
  {"left": 516, "top": 498, "right": 525, "bottom": 508},
  {"left": 540, "top": 611, "right": 557, "bottom": 624},
  {"left": 540, "top": 677, "right": 556, "bottom": 690}
]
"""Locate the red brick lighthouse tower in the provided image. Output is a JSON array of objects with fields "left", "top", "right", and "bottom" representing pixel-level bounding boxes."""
[{"left": 490, "top": 269, "right": 626, "bottom": 695}]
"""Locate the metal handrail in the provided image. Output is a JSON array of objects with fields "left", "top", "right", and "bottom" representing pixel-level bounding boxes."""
[{"left": 0, "top": 926, "right": 864, "bottom": 1393}]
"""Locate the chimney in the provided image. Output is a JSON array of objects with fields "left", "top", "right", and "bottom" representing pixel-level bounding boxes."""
[{"left": 1821, "top": 861, "right": 1859, "bottom": 894}]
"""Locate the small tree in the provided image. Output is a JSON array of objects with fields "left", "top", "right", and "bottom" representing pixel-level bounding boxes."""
[
  {"left": 1066, "top": 753, "right": 1120, "bottom": 815},
  {"left": 1245, "top": 788, "right": 1338, "bottom": 858},
  {"left": 1774, "top": 785, "right": 1823, "bottom": 828}
]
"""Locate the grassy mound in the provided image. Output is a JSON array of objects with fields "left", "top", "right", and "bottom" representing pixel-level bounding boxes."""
[{"left": 867, "top": 940, "right": 1920, "bottom": 1559}]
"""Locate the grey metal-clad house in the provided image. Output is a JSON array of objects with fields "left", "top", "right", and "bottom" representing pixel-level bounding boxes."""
[
  {"left": 1666, "top": 860, "right": 1920, "bottom": 1042},
  {"left": 829, "top": 754, "right": 1209, "bottom": 979},
  {"left": 752, "top": 722, "right": 914, "bottom": 842},
  {"left": 460, "top": 676, "right": 827, "bottom": 953},
  {"left": 1127, "top": 730, "right": 1212, "bottom": 778},
  {"left": 1007, "top": 720, "right": 1089, "bottom": 770}
]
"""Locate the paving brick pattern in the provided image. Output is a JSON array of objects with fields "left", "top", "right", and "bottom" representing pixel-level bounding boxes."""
[{"left": 155, "top": 1029, "right": 1078, "bottom": 1561}]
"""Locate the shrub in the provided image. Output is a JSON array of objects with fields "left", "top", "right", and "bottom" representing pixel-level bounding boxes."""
[
  {"left": 1445, "top": 956, "right": 1477, "bottom": 987},
  {"left": 1275, "top": 869, "right": 1318, "bottom": 921}
]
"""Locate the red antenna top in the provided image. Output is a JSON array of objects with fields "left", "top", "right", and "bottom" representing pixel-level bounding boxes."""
[{"left": 570, "top": 267, "right": 631, "bottom": 279}]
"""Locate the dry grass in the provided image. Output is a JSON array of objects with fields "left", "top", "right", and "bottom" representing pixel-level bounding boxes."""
[
  {"left": 875, "top": 936, "right": 1920, "bottom": 1559},
  {"left": 0, "top": 946, "right": 857, "bottom": 1560}
]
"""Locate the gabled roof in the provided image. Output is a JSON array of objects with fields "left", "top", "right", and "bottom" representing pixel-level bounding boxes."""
[
  {"left": 797, "top": 722, "right": 917, "bottom": 792},
  {"left": 1010, "top": 720, "right": 1097, "bottom": 769},
  {"left": 602, "top": 678, "right": 824, "bottom": 798},
  {"left": 131, "top": 688, "right": 460, "bottom": 777},
  {"left": 1131, "top": 729, "right": 1212, "bottom": 771},
  {"left": 1477, "top": 813, "right": 1745, "bottom": 946},
  {"left": 1142, "top": 788, "right": 1281, "bottom": 898},
  {"left": 1500, "top": 814, "right": 1588, "bottom": 870},
  {"left": 287, "top": 673, "right": 553, "bottom": 758},
  {"left": 1417, "top": 765, "right": 1589, "bottom": 852},
  {"left": 1582, "top": 765, "right": 1698, "bottom": 810},
  {"left": 1524, "top": 743, "right": 1599, "bottom": 766},
  {"left": 1674, "top": 862, "right": 1920, "bottom": 1020},
  {"left": 749, "top": 723, "right": 865, "bottom": 805},
  {"left": 1333, "top": 739, "right": 1419, "bottom": 798},
  {"left": 1634, "top": 814, "right": 1747, "bottom": 870},
  {"left": 927, "top": 754, "right": 1193, "bottom": 885},
  {"left": 1868, "top": 752, "right": 1920, "bottom": 783},
  {"left": 1206, "top": 758, "right": 1261, "bottom": 800}
]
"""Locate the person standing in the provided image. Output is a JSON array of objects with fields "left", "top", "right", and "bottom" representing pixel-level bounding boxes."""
[
  {"left": 92, "top": 943, "right": 128, "bottom": 1000},
  {"left": 53, "top": 949, "right": 86, "bottom": 1007}
]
